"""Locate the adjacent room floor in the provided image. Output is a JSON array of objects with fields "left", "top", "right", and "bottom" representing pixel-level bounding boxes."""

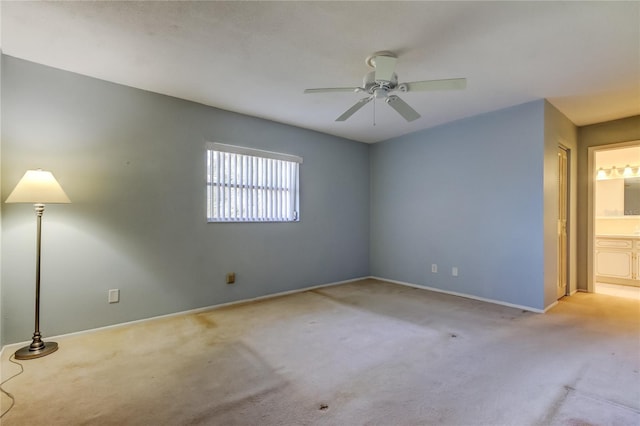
[
  {"left": 596, "top": 282, "right": 640, "bottom": 300},
  {"left": 1, "top": 279, "right": 639, "bottom": 425}
]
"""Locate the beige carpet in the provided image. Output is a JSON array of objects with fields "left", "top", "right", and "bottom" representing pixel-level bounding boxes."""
[{"left": 1, "top": 279, "right": 639, "bottom": 425}]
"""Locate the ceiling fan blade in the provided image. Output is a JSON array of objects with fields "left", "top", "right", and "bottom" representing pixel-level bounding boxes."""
[
  {"left": 374, "top": 55, "right": 397, "bottom": 82},
  {"left": 386, "top": 95, "right": 421, "bottom": 122},
  {"left": 304, "top": 87, "right": 359, "bottom": 94},
  {"left": 400, "top": 78, "right": 467, "bottom": 92},
  {"left": 336, "top": 97, "right": 373, "bottom": 121}
]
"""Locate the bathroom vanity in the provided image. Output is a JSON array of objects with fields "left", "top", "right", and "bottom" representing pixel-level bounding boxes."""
[{"left": 595, "top": 235, "right": 640, "bottom": 286}]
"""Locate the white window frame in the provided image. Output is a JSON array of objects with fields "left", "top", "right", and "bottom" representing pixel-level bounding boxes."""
[{"left": 206, "top": 142, "right": 302, "bottom": 222}]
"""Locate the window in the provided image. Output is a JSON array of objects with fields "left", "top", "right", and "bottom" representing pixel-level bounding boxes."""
[{"left": 206, "top": 143, "right": 302, "bottom": 222}]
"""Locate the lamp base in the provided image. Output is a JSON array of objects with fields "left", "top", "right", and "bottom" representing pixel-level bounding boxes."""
[{"left": 14, "top": 341, "right": 58, "bottom": 360}]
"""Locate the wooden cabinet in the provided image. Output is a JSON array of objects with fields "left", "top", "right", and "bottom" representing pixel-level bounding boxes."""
[{"left": 595, "top": 236, "right": 639, "bottom": 286}]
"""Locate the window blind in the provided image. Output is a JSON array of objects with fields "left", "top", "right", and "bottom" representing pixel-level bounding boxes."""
[{"left": 206, "top": 143, "right": 302, "bottom": 222}]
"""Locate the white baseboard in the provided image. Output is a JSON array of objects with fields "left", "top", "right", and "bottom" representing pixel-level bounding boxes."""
[
  {"left": 1, "top": 276, "right": 368, "bottom": 354},
  {"left": 368, "top": 276, "right": 546, "bottom": 313}
]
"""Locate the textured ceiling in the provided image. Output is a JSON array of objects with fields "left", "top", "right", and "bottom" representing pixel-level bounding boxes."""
[{"left": 1, "top": 1, "right": 639, "bottom": 143}]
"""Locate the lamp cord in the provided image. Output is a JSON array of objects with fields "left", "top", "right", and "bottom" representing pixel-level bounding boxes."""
[{"left": 0, "top": 355, "right": 24, "bottom": 418}]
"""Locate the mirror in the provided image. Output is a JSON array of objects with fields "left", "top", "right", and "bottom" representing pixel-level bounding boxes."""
[{"left": 624, "top": 177, "right": 640, "bottom": 215}]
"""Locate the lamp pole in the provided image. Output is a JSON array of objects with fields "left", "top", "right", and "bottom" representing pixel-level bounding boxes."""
[{"left": 15, "top": 204, "right": 58, "bottom": 359}]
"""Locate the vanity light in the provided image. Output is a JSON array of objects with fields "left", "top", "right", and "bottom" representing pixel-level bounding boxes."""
[{"left": 596, "top": 164, "right": 640, "bottom": 180}]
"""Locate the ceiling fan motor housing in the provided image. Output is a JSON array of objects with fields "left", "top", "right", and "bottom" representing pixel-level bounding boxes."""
[{"left": 362, "top": 70, "right": 398, "bottom": 94}]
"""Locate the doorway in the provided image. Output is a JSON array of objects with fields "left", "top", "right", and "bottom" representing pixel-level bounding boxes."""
[{"left": 590, "top": 142, "right": 640, "bottom": 298}]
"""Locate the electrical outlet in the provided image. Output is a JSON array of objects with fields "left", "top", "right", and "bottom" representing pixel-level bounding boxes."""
[
  {"left": 431, "top": 264, "right": 438, "bottom": 273},
  {"left": 108, "top": 289, "right": 120, "bottom": 303},
  {"left": 226, "top": 272, "right": 236, "bottom": 284},
  {"left": 452, "top": 267, "right": 458, "bottom": 277}
]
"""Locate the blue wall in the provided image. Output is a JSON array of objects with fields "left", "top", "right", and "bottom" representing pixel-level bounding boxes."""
[
  {"left": 370, "top": 101, "right": 547, "bottom": 310},
  {"left": 1, "top": 55, "right": 559, "bottom": 346},
  {"left": 1, "top": 56, "right": 370, "bottom": 344}
]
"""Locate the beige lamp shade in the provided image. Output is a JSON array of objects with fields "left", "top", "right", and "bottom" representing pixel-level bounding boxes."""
[{"left": 5, "top": 169, "right": 71, "bottom": 204}]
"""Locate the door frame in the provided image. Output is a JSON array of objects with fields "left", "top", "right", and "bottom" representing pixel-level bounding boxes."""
[
  {"left": 587, "top": 140, "right": 640, "bottom": 293},
  {"left": 558, "top": 144, "right": 570, "bottom": 298}
]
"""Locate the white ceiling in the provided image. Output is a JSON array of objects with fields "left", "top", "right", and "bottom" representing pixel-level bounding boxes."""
[{"left": 1, "top": 1, "right": 638, "bottom": 143}]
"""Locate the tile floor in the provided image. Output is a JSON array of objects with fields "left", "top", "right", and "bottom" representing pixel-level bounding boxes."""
[{"left": 596, "top": 282, "right": 640, "bottom": 300}]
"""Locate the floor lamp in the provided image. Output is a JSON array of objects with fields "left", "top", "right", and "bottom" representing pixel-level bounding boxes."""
[{"left": 5, "top": 169, "right": 71, "bottom": 360}]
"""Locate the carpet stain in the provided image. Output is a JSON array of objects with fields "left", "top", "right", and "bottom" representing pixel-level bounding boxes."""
[
  {"left": 187, "top": 382, "right": 289, "bottom": 425},
  {"left": 194, "top": 314, "right": 217, "bottom": 329},
  {"left": 62, "top": 360, "right": 97, "bottom": 370},
  {"left": 539, "top": 383, "right": 573, "bottom": 424}
]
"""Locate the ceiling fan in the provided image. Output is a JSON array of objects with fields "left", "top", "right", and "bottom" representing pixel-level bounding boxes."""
[{"left": 304, "top": 51, "right": 466, "bottom": 123}]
